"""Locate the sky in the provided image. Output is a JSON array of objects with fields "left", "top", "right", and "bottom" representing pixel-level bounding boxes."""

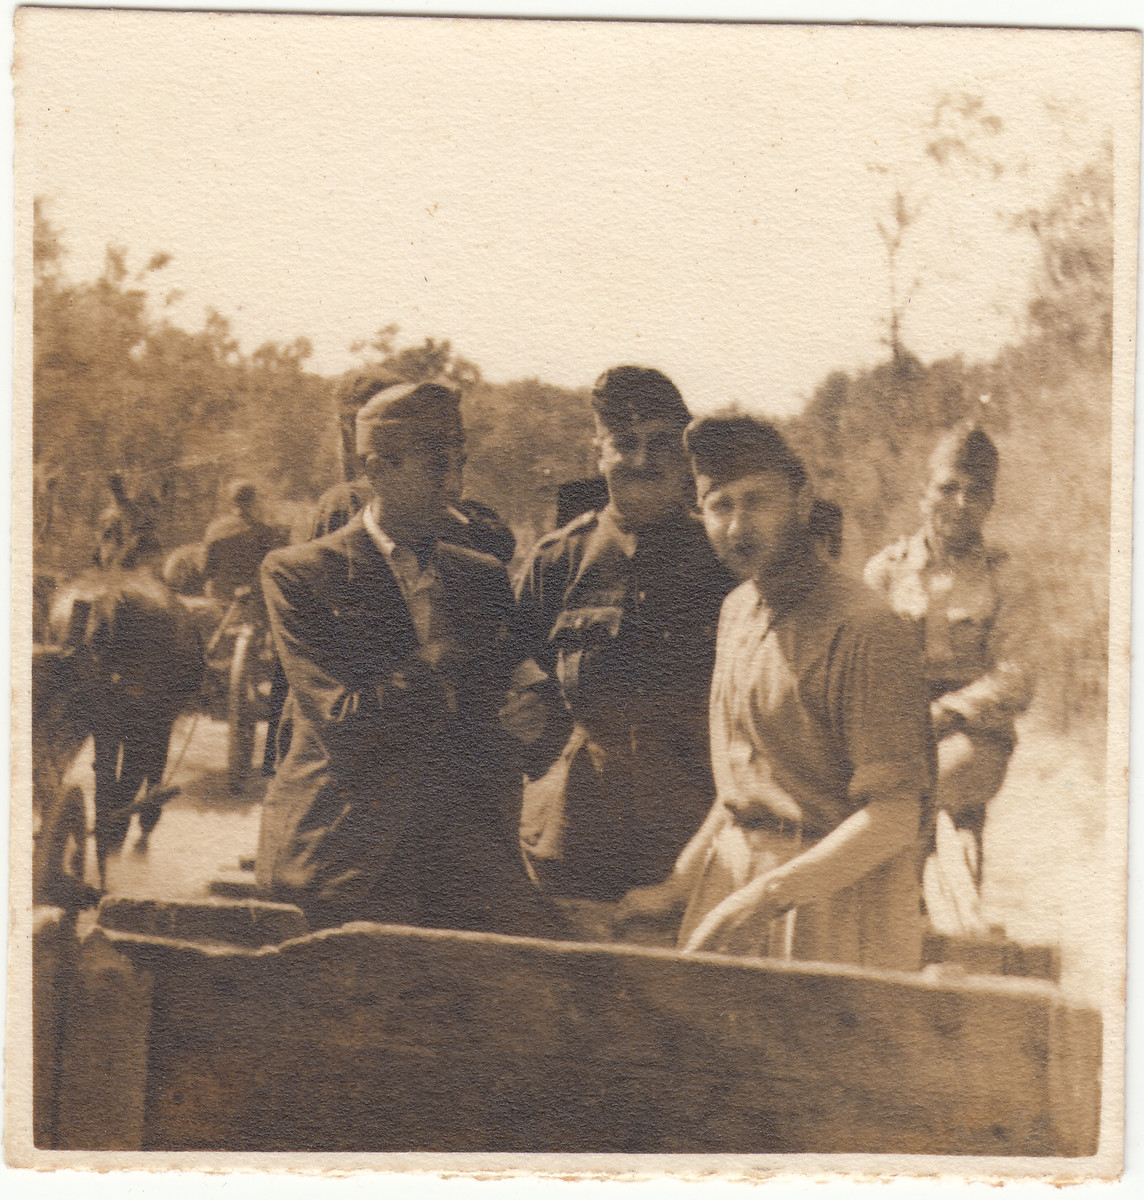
[{"left": 17, "top": 12, "right": 1132, "bottom": 417}]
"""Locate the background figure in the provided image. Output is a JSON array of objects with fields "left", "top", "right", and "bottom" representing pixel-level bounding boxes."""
[
  {"left": 263, "top": 371, "right": 518, "bottom": 778},
  {"left": 255, "top": 380, "right": 558, "bottom": 937},
  {"left": 864, "top": 423, "right": 1032, "bottom": 936},
  {"left": 49, "top": 564, "right": 203, "bottom": 876},
  {"left": 202, "top": 480, "right": 285, "bottom": 603},
  {"left": 516, "top": 366, "right": 736, "bottom": 916},
  {"left": 93, "top": 473, "right": 162, "bottom": 571}
]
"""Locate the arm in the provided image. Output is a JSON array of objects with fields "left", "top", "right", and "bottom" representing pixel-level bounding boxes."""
[
  {"left": 511, "top": 540, "right": 574, "bottom": 774},
  {"left": 934, "top": 554, "right": 1035, "bottom": 735},
  {"left": 682, "top": 791, "right": 920, "bottom": 952},
  {"left": 261, "top": 549, "right": 390, "bottom": 747},
  {"left": 687, "top": 605, "right": 933, "bottom": 953}
]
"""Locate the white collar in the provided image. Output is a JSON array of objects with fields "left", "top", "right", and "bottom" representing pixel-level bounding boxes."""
[{"left": 361, "top": 502, "right": 398, "bottom": 560}]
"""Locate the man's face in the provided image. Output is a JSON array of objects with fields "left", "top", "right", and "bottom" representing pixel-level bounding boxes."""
[
  {"left": 367, "top": 438, "right": 466, "bottom": 540},
  {"left": 698, "top": 470, "right": 802, "bottom": 584},
  {"left": 922, "top": 462, "right": 993, "bottom": 552},
  {"left": 596, "top": 417, "right": 691, "bottom": 526}
]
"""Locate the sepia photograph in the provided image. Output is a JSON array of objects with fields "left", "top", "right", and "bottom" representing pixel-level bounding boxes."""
[{"left": 7, "top": 6, "right": 1139, "bottom": 1182}]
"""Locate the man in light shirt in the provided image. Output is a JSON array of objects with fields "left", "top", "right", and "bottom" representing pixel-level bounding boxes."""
[
  {"left": 255, "top": 380, "right": 558, "bottom": 936},
  {"left": 621, "top": 416, "right": 933, "bottom": 971}
]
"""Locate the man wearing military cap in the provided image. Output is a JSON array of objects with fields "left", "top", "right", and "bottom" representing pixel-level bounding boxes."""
[
  {"left": 516, "top": 366, "right": 736, "bottom": 912},
  {"left": 864, "top": 422, "right": 1032, "bottom": 933},
  {"left": 256, "top": 379, "right": 559, "bottom": 936},
  {"left": 310, "top": 370, "right": 518, "bottom": 564},
  {"left": 621, "top": 415, "right": 933, "bottom": 972},
  {"left": 202, "top": 479, "right": 284, "bottom": 603}
]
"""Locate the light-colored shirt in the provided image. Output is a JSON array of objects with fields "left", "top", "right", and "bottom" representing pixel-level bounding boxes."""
[
  {"left": 710, "top": 564, "right": 933, "bottom": 841},
  {"left": 864, "top": 531, "right": 1033, "bottom": 735}
]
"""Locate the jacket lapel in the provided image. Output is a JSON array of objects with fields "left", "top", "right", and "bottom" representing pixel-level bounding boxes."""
[{"left": 336, "top": 517, "right": 420, "bottom": 658}]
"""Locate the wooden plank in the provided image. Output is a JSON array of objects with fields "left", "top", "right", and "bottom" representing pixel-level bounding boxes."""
[
  {"left": 54, "top": 929, "right": 152, "bottom": 1150},
  {"left": 82, "top": 920, "right": 1101, "bottom": 1156}
]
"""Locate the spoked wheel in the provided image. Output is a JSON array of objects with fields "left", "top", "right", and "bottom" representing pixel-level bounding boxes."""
[{"left": 226, "top": 628, "right": 256, "bottom": 793}]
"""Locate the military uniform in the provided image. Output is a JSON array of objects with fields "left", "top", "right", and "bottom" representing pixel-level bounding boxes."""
[
  {"left": 256, "top": 514, "right": 553, "bottom": 934},
  {"left": 203, "top": 510, "right": 284, "bottom": 602},
  {"left": 864, "top": 530, "right": 1032, "bottom": 859},
  {"left": 517, "top": 504, "right": 736, "bottom": 901}
]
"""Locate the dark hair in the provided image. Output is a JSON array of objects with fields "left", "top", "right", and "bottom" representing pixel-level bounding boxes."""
[
  {"left": 685, "top": 415, "right": 808, "bottom": 493},
  {"left": 590, "top": 365, "right": 690, "bottom": 431}
]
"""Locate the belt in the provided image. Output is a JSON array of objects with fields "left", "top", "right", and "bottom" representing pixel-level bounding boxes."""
[{"left": 724, "top": 801, "right": 805, "bottom": 840}]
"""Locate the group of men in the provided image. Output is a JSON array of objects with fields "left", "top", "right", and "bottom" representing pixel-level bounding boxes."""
[{"left": 253, "top": 365, "right": 1029, "bottom": 972}]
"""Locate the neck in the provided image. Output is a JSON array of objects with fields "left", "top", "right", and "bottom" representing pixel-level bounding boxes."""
[
  {"left": 753, "top": 533, "right": 821, "bottom": 610},
  {"left": 370, "top": 497, "right": 437, "bottom": 548}
]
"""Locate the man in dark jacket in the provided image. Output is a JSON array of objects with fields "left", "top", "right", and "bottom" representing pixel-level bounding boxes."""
[
  {"left": 255, "top": 380, "right": 557, "bottom": 936},
  {"left": 516, "top": 366, "right": 737, "bottom": 905},
  {"left": 202, "top": 480, "right": 283, "bottom": 603}
]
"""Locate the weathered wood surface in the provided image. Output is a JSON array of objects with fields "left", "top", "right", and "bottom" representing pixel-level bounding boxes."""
[{"left": 42, "top": 901, "right": 1101, "bottom": 1156}]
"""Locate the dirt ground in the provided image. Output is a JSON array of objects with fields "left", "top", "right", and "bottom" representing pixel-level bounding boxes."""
[{"left": 982, "top": 712, "right": 1116, "bottom": 1009}]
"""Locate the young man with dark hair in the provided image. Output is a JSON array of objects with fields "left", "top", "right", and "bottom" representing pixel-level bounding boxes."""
[
  {"left": 865, "top": 422, "right": 1032, "bottom": 928},
  {"left": 622, "top": 415, "right": 934, "bottom": 972}
]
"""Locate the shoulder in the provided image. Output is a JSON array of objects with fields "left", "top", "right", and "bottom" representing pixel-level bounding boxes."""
[
  {"left": 315, "top": 478, "right": 367, "bottom": 512},
  {"left": 203, "top": 514, "right": 242, "bottom": 544},
  {"left": 263, "top": 520, "right": 359, "bottom": 581},
  {"left": 811, "top": 569, "right": 920, "bottom": 652}
]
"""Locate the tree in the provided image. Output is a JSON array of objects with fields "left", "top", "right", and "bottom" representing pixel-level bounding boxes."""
[
  {"left": 867, "top": 90, "right": 1007, "bottom": 362},
  {"left": 32, "top": 201, "right": 337, "bottom": 569},
  {"left": 350, "top": 325, "right": 482, "bottom": 391}
]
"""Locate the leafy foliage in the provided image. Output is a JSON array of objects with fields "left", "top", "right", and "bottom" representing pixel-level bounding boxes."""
[
  {"left": 33, "top": 142, "right": 1114, "bottom": 726},
  {"left": 33, "top": 202, "right": 335, "bottom": 570}
]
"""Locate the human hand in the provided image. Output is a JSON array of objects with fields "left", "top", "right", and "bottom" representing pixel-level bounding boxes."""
[
  {"left": 615, "top": 878, "right": 687, "bottom": 927},
  {"left": 498, "top": 687, "right": 548, "bottom": 744},
  {"left": 681, "top": 874, "right": 790, "bottom": 954}
]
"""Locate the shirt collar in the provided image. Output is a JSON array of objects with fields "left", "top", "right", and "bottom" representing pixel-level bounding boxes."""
[{"left": 361, "top": 502, "right": 398, "bottom": 561}]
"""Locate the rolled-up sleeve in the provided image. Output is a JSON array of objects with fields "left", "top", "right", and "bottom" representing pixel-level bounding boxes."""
[{"left": 829, "top": 608, "right": 936, "bottom": 812}]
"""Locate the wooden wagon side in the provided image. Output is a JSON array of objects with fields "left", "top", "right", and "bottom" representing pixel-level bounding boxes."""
[{"left": 33, "top": 899, "right": 1101, "bottom": 1158}]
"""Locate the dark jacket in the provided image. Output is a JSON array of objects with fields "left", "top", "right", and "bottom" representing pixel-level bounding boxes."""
[
  {"left": 515, "top": 505, "right": 737, "bottom": 899},
  {"left": 255, "top": 513, "right": 530, "bottom": 926}
]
